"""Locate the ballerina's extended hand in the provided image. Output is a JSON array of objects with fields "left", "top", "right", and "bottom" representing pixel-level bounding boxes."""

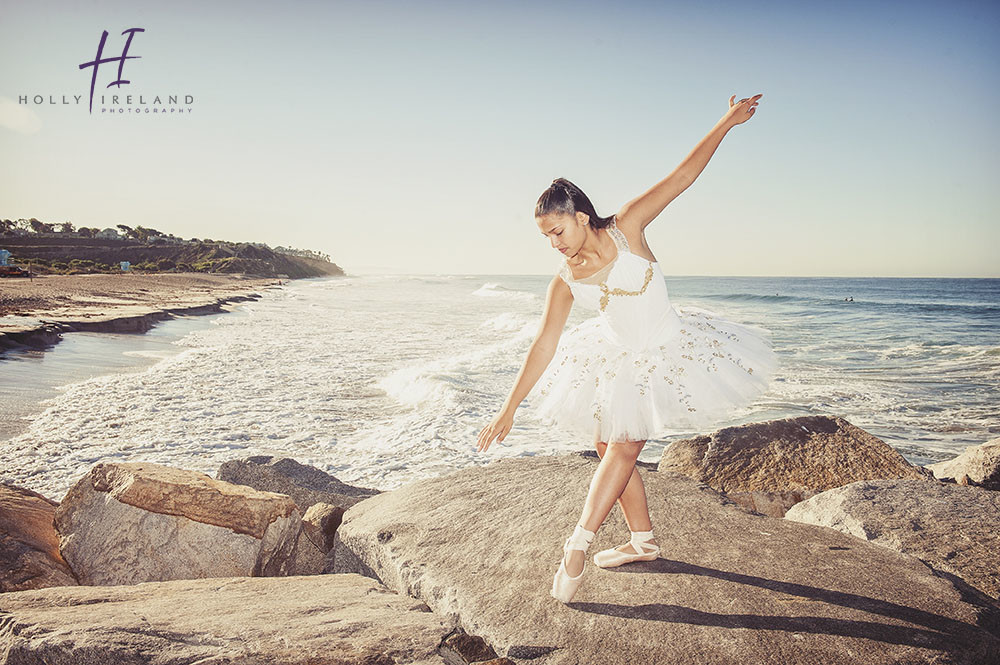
[{"left": 723, "top": 93, "right": 762, "bottom": 127}]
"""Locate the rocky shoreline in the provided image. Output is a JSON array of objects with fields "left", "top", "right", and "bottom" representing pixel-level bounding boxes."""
[
  {"left": 0, "top": 272, "right": 288, "bottom": 353},
  {"left": 1, "top": 415, "right": 998, "bottom": 664}
]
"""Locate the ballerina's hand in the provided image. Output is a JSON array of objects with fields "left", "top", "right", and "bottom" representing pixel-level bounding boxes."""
[
  {"left": 476, "top": 410, "right": 513, "bottom": 452},
  {"left": 723, "top": 93, "right": 762, "bottom": 127}
]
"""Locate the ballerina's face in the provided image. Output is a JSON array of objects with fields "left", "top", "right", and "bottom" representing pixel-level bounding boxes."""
[{"left": 537, "top": 212, "right": 588, "bottom": 257}]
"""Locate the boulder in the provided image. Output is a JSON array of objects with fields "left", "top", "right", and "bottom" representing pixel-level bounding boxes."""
[
  {"left": 658, "top": 415, "right": 932, "bottom": 517},
  {"left": 215, "top": 456, "right": 382, "bottom": 576},
  {"left": 0, "top": 573, "right": 455, "bottom": 664},
  {"left": 54, "top": 462, "right": 302, "bottom": 585},
  {"left": 333, "top": 454, "right": 1000, "bottom": 664},
  {"left": 0, "top": 483, "right": 77, "bottom": 591},
  {"left": 302, "top": 501, "right": 341, "bottom": 553},
  {"left": 288, "top": 502, "right": 346, "bottom": 576},
  {"left": 784, "top": 478, "right": 1000, "bottom": 601},
  {"left": 217, "top": 455, "right": 381, "bottom": 526},
  {"left": 926, "top": 438, "right": 1000, "bottom": 490},
  {"left": 287, "top": 526, "right": 325, "bottom": 577}
]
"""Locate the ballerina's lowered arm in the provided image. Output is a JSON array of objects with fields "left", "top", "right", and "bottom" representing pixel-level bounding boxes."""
[
  {"left": 617, "top": 93, "right": 762, "bottom": 233},
  {"left": 476, "top": 274, "right": 574, "bottom": 453}
]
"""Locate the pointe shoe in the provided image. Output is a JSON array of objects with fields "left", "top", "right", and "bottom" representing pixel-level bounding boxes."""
[
  {"left": 550, "top": 524, "right": 596, "bottom": 604},
  {"left": 593, "top": 530, "right": 660, "bottom": 568}
]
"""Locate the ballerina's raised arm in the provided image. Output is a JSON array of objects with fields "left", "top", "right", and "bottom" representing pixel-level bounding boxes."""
[{"left": 615, "top": 93, "right": 762, "bottom": 234}]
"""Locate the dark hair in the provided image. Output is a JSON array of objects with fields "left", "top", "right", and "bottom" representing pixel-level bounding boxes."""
[{"left": 535, "top": 178, "right": 615, "bottom": 229}]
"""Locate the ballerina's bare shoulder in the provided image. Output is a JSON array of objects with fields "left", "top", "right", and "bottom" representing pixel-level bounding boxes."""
[
  {"left": 562, "top": 216, "right": 659, "bottom": 284},
  {"left": 614, "top": 216, "right": 658, "bottom": 263}
]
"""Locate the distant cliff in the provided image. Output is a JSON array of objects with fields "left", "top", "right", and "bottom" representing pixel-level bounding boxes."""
[{"left": 0, "top": 236, "right": 345, "bottom": 279}]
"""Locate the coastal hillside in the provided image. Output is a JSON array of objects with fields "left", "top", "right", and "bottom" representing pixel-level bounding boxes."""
[{"left": 0, "top": 234, "right": 344, "bottom": 279}]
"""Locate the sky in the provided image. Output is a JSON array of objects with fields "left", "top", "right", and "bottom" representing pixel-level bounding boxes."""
[{"left": 1, "top": 0, "right": 998, "bottom": 278}]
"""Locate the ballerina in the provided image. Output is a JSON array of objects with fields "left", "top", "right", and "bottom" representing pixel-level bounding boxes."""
[{"left": 476, "top": 93, "right": 778, "bottom": 604}]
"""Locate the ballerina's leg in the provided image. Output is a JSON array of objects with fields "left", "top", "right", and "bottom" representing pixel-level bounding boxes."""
[
  {"left": 562, "top": 438, "right": 646, "bottom": 576},
  {"left": 595, "top": 441, "right": 657, "bottom": 554}
]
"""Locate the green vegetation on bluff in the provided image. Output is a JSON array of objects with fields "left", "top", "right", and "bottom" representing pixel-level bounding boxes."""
[{"left": 0, "top": 218, "right": 343, "bottom": 279}]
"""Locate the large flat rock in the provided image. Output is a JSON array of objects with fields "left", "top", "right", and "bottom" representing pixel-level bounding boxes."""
[
  {"left": 658, "top": 415, "right": 931, "bottom": 517},
  {"left": 785, "top": 478, "right": 1000, "bottom": 601},
  {"left": 333, "top": 454, "right": 1000, "bottom": 665},
  {"left": 0, "top": 573, "right": 453, "bottom": 664}
]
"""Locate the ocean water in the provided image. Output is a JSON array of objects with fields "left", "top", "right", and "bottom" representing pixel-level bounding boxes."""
[{"left": 2, "top": 274, "right": 998, "bottom": 502}]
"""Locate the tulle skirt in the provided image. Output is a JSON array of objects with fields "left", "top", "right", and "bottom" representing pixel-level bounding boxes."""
[{"left": 531, "top": 305, "right": 779, "bottom": 443}]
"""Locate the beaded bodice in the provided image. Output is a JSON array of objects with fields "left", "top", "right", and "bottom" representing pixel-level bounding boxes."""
[{"left": 558, "top": 218, "right": 679, "bottom": 350}]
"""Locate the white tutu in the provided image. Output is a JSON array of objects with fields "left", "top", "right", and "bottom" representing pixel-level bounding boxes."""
[
  {"left": 532, "top": 304, "right": 778, "bottom": 442},
  {"left": 529, "top": 218, "right": 779, "bottom": 443}
]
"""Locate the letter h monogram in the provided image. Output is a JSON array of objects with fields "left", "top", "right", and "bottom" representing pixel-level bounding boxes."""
[{"left": 79, "top": 28, "right": 145, "bottom": 114}]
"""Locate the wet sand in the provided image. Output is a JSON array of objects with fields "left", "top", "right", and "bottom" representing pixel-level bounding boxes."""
[
  {"left": 0, "top": 272, "right": 282, "bottom": 321},
  {"left": 0, "top": 272, "right": 286, "bottom": 354}
]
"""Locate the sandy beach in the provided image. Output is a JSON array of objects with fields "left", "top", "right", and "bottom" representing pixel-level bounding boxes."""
[
  {"left": 0, "top": 272, "right": 285, "bottom": 350},
  {"left": 0, "top": 272, "right": 282, "bottom": 319}
]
